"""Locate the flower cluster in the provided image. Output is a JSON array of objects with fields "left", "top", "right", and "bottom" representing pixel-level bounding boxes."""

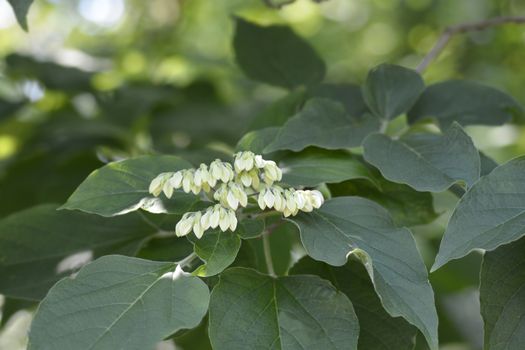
[{"left": 149, "top": 151, "right": 324, "bottom": 239}]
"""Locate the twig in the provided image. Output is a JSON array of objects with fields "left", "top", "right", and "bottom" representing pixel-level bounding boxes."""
[{"left": 416, "top": 16, "right": 525, "bottom": 73}]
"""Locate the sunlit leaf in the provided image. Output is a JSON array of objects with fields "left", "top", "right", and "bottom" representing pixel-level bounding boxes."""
[{"left": 28, "top": 255, "right": 210, "bottom": 350}]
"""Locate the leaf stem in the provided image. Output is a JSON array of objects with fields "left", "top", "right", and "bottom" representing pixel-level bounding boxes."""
[
  {"left": 262, "top": 232, "right": 276, "bottom": 277},
  {"left": 416, "top": 16, "right": 525, "bottom": 73},
  {"left": 177, "top": 252, "right": 198, "bottom": 268}
]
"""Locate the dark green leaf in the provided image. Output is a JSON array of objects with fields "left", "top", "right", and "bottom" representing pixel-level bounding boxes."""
[
  {"left": 28, "top": 255, "right": 210, "bottom": 350},
  {"left": 7, "top": 0, "right": 33, "bottom": 30},
  {"left": 193, "top": 230, "right": 241, "bottom": 277},
  {"left": 0, "top": 98, "right": 24, "bottom": 122},
  {"left": 280, "top": 149, "right": 377, "bottom": 187},
  {"left": 236, "top": 218, "right": 265, "bottom": 239},
  {"left": 249, "top": 89, "right": 306, "bottom": 129},
  {"left": 265, "top": 98, "right": 380, "bottom": 153},
  {"left": 0, "top": 204, "right": 154, "bottom": 300},
  {"left": 61, "top": 155, "right": 197, "bottom": 217},
  {"left": 308, "top": 83, "right": 371, "bottom": 118},
  {"left": 288, "top": 197, "right": 438, "bottom": 350},
  {"left": 329, "top": 178, "right": 438, "bottom": 227},
  {"left": 363, "top": 123, "right": 480, "bottom": 192},
  {"left": 236, "top": 127, "right": 280, "bottom": 154},
  {"left": 432, "top": 156, "right": 525, "bottom": 271},
  {"left": 209, "top": 267, "right": 359, "bottom": 350},
  {"left": 291, "top": 257, "right": 417, "bottom": 350},
  {"left": 408, "top": 80, "right": 524, "bottom": 128},
  {"left": 233, "top": 18, "right": 326, "bottom": 89},
  {"left": 363, "top": 64, "right": 425, "bottom": 120},
  {"left": 480, "top": 237, "right": 525, "bottom": 350},
  {"left": 136, "top": 236, "right": 194, "bottom": 262}
]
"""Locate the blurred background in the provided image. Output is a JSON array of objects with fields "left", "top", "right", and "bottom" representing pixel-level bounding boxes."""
[{"left": 0, "top": 0, "right": 524, "bottom": 349}]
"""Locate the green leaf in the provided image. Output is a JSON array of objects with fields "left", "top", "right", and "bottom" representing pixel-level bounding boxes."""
[
  {"left": 0, "top": 204, "right": 154, "bottom": 300},
  {"left": 279, "top": 149, "right": 377, "bottom": 187},
  {"left": 233, "top": 18, "right": 325, "bottom": 89},
  {"left": 291, "top": 257, "right": 417, "bottom": 350},
  {"left": 236, "top": 218, "right": 265, "bottom": 239},
  {"left": 28, "top": 255, "right": 210, "bottom": 350},
  {"left": 329, "top": 178, "right": 438, "bottom": 227},
  {"left": 363, "top": 64, "right": 425, "bottom": 120},
  {"left": 193, "top": 230, "right": 241, "bottom": 277},
  {"left": 7, "top": 0, "right": 33, "bottom": 30},
  {"left": 208, "top": 267, "right": 359, "bottom": 350},
  {"left": 408, "top": 80, "right": 524, "bottom": 128},
  {"left": 363, "top": 123, "right": 480, "bottom": 192},
  {"left": 265, "top": 98, "right": 380, "bottom": 153},
  {"left": 249, "top": 89, "right": 306, "bottom": 130},
  {"left": 61, "top": 155, "right": 196, "bottom": 217},
  {"left": 433, "top": 156, "right": 525, "bottom": 271},
  {"left": 236, "top": 127, "right": 280, "bottom": 154},
  {"left": 480, "top": 237, "right": 525, "bottom": 350},
  {"left": 288, "top": 197, "right": 438, "bottom": 350},
  {"left": 308, "top": 83, "right": 371, "bottom": 118}
]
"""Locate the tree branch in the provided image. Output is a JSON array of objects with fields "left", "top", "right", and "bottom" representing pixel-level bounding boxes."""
[{"left": 416, "top": 16, "right": 525, "bottom": 73}]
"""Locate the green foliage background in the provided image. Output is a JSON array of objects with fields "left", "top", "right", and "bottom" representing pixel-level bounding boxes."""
[{"left": 1, "top": 0, "right": 525, "bottom": 349}]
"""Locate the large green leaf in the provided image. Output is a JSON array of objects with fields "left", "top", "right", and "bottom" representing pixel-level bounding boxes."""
[
  {"left": 408, "top": 80, "right": 523, "bottom": 128},
  {"left": 480, "top": 237, "right": 525, "bottom": 350},
  {"left": 208, "top": 267, "right": 359, "bottom": 350},
  {"left": 363, "top": 64, "right": 424, "bottom": 121},
  {"left": 308, "top": 83, "right": 371, "bottom": 118},
  {"left": 61, "top": 155, "right": 197, "bottom": 217},
  {"left": 432, "top": 156, "right": 525, "bottom": 271},
  {"left": 249, "top": 90, "right": 306, "bottom": 130},
  {"left": 329, "top": 178, "right": 438, "bottom": 227},
  {"left": 193, "top": 230, "right": 241, "bottom": 277},
  {"left": 28, "top": 255, "right": 210, "bottom": 350},
  {"left": 236, "top": 127, "right": 280, "bottom": 154},
  {"left": 363, "top": 123, "right": 480, "bottom": 192},
  {"left": 265, "top": 98, "right": 380, "bottom": 153},
  {"left": 7, "top": 0, "right": 33, "bottom": 30},
  {"left": 288, "top": 197, "right": 438, "bottom": 350},
  {"left": 233, "top": 18, "right": 325, "bottom": 89},
  {"left": 279, "top": 149, "right": 377, "bottom": 187},
  {"left": 291, "top": 257, "right": 417, "bottom": 350},
  {"left": 0, "top": 204, "right": 154, "bottom": 300}
]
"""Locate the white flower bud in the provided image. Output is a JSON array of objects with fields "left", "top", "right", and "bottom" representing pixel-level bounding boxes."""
[
  {"left": 193, "top": 212, "right": 204, "bottom": 239},
  {"left": 219, "top": 206, "right": 230, "bottom": 231},
  {"left": 175, "top": 213, "right": 194, "bottom": 237},
  {"left": 228, "top": 210, "right": 238, "bottom": 231},
  {"left": 210, "top": 205, "right": 220, "bottom": 229},
  {"left": 255, "top": 155, "right": 266, "bottom": 168},
  {"left": 169, "top": 171, "right": 183, "bottom": 189},
  {"left": 201, "top": 208, "right": 212, "bottom": 230},
  {"left": 149, "top": 173, "right": 172, "bottom": 197},
  {"left": 234, "top": 151, "right": 255, "bottom": 172},
  {"left": 309, "top": 190, "right": 324, "bottom": 208}
]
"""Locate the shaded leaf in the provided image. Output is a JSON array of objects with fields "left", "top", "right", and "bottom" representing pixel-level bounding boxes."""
[
  {"left": 236, "top": 127, "right": 280, "bottom": 154},
  {"left": 7, "top": 0, "right": 33, "bottom": 30},
  {"left": 291, "top": 257, "right": 417, "bottom": 350},
  {"left": 408, "top": 80, "right": 523, "bottom": 128},
  {"left": 480, "top": 237, "right": 525, "bottom": 350},
  {"left": 0, "top": 204, "right": 154, "bottom": 300},
  {"left": 265, "top": 98, "right": 380, "bottom": 153},
  {"left": 236, "top": 218, "right": 265, "bottom": 239},
  {"left": 363, "top": 64, "right": 424, "bottom": 120},
  {"left": 28, "top": 255, "right": 210, "bottom": 350},
  {"left": 288, "top": 197, "right": 438, "bottom": 350},
  {"left": 308, "top": 83, "right": 371, "bottom": 118},
  {"left": 280, "top": 149, "right": 377, "bottom": 187},
  {"left": 363, "top": 123, "right": 480, "bottom": 192},
  {"left": 249, "top": 90, "right": 306, "bottom": 130},
  {"left": 209, "top": 267, "right": 359, "bottom": 350},
  {"left": 432, "top": 156, "right": 525, "bottom": 271},
  {"left": 61, "top": 155, "right": 197, "bottom": 217},
  {"left": 234, "top": 18, "right": 325, "bottom": 89}
]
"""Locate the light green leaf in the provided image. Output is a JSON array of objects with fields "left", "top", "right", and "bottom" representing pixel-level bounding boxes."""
[
  {"left": 233, "top": 18, "right": 325, "bottom": 89},
  {"left": 0, "top": 204, "right": 154, "bottom": 300},
  {"left": 209, "top": 267, "right": 359, "bottom": 350},
  {"left": 363, "top": 64, "right": 425, "bottom": 120},
  {"left": 363, "top": 123, "right": 480, "bottom": 192},
  {"left": 193, "top": 230, "right": 241, "bottom": 277},
  {"left": 408, "top": 80, "right": 524, "bottom": 128},
  {"left": 433, "top": 156, "right": 525, "bottom": 271},
  {"left": 7, "top": 0, "right": 33, "bottom": 30},
  {"left": 291, "top": 257, "right": 417, "bottom": 350},
  {"left": 61, "top": 155, "right": 197, "bottom": 217},
  {"left": 28, "top": 255, "right": 210, "bottom": 350},
  {"left": 480, "top": 237, "right": 525, "bottom": 350},
  {"left": 288, "top": 197, "right": 438, "bottom": 350},
  {"left": 279, "top": 149, "right": 377, "bottom": 187},
  {"left": 265, "top": 98, "right": 380, "bottom": 153}
]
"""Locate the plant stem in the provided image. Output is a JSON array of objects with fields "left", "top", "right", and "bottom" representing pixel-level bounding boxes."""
[
  {"left": 177, "top": 252, "right": 198, "bottom": 268},
  {"left": 262, "top": 232, "right": 276, "bottom": 277},
  {"left": 416, "top": 16, "right": 525, "bottom": 73}
]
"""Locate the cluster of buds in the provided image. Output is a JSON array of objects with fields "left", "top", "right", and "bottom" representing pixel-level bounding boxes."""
[
  {"left": 149, "top": 151, "right": 324, "bottom": 239},
  {"left": 175, "top": 204, "right": 237, "bottom": 238}
]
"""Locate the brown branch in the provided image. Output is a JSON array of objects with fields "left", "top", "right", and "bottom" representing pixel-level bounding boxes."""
[{"left": 416, "top": 16, "right": 525, "bottom": 73}]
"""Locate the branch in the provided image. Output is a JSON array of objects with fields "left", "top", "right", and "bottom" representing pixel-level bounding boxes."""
[{"left": 416, "top": 16, "right": 525, "bottom": 73}]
